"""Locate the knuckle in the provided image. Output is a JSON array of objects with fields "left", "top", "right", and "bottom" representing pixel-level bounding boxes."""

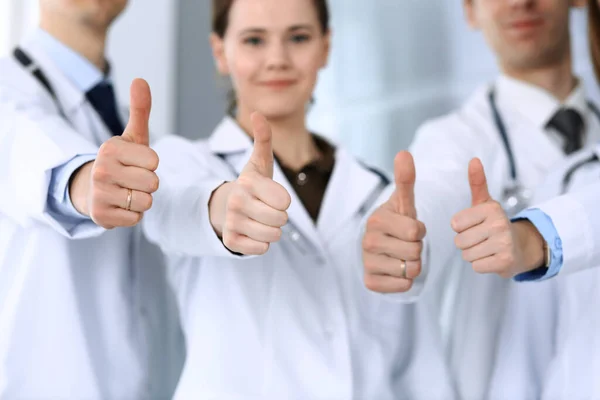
[
  {"left": 92, "top": 165, "right": 111, "bottom": 183},
  {"left": 398, "top": 279, "right": 413, "bottom": 292},
  {"left": 147, "top": 148, "right": 160, "bottom": 171},
  {"left": 276, "top": 187, "right": 292, "bottom": 210},
  {"left": 255, "top": 242, "right": 269, "bottom": 255},
  {"left": 98, "top": 139, "right": 119, "bottom": 159},
  {"left": 141, "top": 194, "right": 153, "bottom": 211},
  {"left": 224, "top": 217, "right": 239, "bottom": 234},
  {"left": 362, "top": 234, "right": 379, "bottom": 253},
  {"left": 362, "top": 257, "right": 378, "bottom": 273},
  {"left": 90, "top": 205, "right": 105, "bottom": 222},
  {"left": 277, "top": 211, "right": 289, "bottom": 227},
  {"left": 454, "top": 234, "right": 463, "bottom": 249},
  {"left": 461, "top": 250, "right": 471, "bottom": 263},
  {"left": 472, "top": 261, "right": 484, "bottom": 273},
  {"left": 411, "top": 261, "right": 423, "bottom": 278},
  {"left": 490, "top": 218, "right": 509, "bottom": 234},
  {"left": 222, "top": 234, "right": 238, "bottom": 251},
  {"left": 227, "top": 193, "right": 245, "bottom": 213},
  {"left": 410, "top": 241, "right": 423, "bottom": 260},
  {"left": 406, "top": 222, "right": 420, "bottom": 241},
  {"left": 130, "top": 212, "right": 143, "bottom": 226},
  {"left": 271, "top": 228, "right": 283, "bottom": 242},
  {"left": 420, "top": 221, "right": 427, "bottom": 238},
  {"left": 366, "top": 213, "right": 383, "bottom": 232},
  {"left": 501, "top": 252, "right": 515, "bottom": 267},
  {"left": 236, "top": 175, "right": 254, "bottom": 192},
  {"left": 364, "top": 274, "right": 381, "bottom": 292},
  {"left": 149, "top": 174, "right": 160, "bottom": 192},
  {"left": 492, "top": 201, "right": 504, "bottom": 213}
]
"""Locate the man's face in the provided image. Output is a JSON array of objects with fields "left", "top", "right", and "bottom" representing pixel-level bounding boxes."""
[
  {"left": 464, "top": 0, "right": 584, "bottom": 71},
  {"left": 41, "top": 0, "right": 128, "bottom": 30}
]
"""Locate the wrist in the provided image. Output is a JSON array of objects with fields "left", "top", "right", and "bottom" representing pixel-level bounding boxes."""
[
  {"left": 209, "top": 182, "right": 234, "bottom": 237},
  {"left": 512, "top": 220, "right": 546, "bottom": 274},
  {"left": 69, "top": 161, "right": 94, "bottom": 217}
]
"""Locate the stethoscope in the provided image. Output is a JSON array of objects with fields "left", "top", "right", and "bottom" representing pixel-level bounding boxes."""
[
  {"left": 13, "top": 47, "right": 70, "bottom": 121},
  {"left": 560, "top": 151, "right": 600, "bottom": 195},
  {"left": 488, "top": 88, "right": 600, "bottom": 217}
]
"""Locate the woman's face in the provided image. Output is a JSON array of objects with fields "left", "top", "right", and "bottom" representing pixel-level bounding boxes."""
[{"left": 211, "top": 0, "right": 330, "bottom": 121}]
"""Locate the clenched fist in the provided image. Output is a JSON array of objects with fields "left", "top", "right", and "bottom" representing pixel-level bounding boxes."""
[
  {"left": 362, "top": 151, "right": 426, "bottom": 293},
  {"left": 452, "top": 158, "right": 547, "bottom": 278},
  {"left": 70, "top": 78, "right": 160, "bottom": 229},
  {"left": 209, "top": 112, "right": 291, "bottom": 255}
]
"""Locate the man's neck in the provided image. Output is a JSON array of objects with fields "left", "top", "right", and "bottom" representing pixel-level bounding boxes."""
[
  {"left": 501, "top": 56, "right": 576, "bottom": 102},
  {"left": 40, "top": 14, "right": 108, "bottom": 72}
]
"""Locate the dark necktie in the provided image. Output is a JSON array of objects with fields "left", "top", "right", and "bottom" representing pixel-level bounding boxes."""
[
  {"left": 86, "top": 81, "right": 125, "bottom": 136},
  {"left": 546, "top": 108, "right": 584, "bottom": 155}
]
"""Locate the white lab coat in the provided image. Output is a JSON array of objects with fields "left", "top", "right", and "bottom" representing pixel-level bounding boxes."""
[
  {"left": 143, "top": 116, "right": 455, "bottom": 400},
  {"left": 489, "top": 144, "right": 600, "bottom": 399},
  {"left": 0, "top": 36, "right": 183, "bottom": 399},
  {"left": 394, "top": 77, "right": 600, "bottom": 399}
]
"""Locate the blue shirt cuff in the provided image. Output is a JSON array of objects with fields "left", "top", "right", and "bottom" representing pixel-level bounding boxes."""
[
  {"left": 47, "top": 154, "right": 97, "bottom": 222},
  {"left": 512, "top": 208, "right": 563, "bottom": 282}
]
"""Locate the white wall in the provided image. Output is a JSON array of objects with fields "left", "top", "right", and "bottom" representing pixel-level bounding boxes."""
[
  {"left": 108, "top": 0, "right": 178, "bottom": 138},
  {"left": 308, "top": 1, "right": 597, "bottom": 173},
  {"left": 0, "top": 0, "right": 178, "bottom": 138}
]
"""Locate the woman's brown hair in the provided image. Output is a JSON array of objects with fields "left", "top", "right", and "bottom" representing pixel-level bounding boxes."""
[
  {"left": 590, "top": 0, "right": 600, "bottom": 83},
  {"left": 212, "top": 0, "right": 330, "bottom": 114}
]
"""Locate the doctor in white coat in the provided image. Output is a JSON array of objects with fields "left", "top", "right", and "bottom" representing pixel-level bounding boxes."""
[
  {"left": 453, "top": 3, "right": 600, "bottom": 395},
  {"left": 143, "top": 0, "right": 454, "bottom": 398},
  {"left": 362, "top": 0, "right": 596, "bottom": 398},
  {"left": 0, "top": 0, "right": 182, "bottom": 398},
  {"left": 453, "top": 147, "right": 600, "bottom": 398},
  {"left": 482, "top": 144, "right": 600, "bottom": 399}
]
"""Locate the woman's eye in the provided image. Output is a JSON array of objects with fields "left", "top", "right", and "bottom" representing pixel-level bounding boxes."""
[
  {"left": 244, "top": 36, "right": 263, "bottom": 46},
  {"left": 290, "top": 34, "right": 310, "bottom": 44}
]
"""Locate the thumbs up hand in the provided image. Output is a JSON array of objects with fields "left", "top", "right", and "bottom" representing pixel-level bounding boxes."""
[
  {"left": 451, "top": 158, "right": 544, "bottom": 278},
  {"left": 209, "top": 112, "right": 291, "bottom": 255},
  {"left": 70, "top": 78, "right": 160, "bottom": 229},
  {"left": 362, "top": 151, "right": 427, "bottom": 293}
]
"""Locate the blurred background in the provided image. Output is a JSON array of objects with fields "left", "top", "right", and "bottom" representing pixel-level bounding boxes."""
[{"left": 1, "top": 0, "right": 596, "bottom": 173}]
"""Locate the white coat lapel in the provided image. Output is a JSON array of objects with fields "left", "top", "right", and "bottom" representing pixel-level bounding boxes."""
[
  {"left": 20, "top": 37, "right": 114, "bottom": 144},
  {"left": 494, "top": 86, "right": 564, "bottom": 185},
  {"left": 317, "top": 148, "right": 387, "bottom": 243},
  {"left": 207, "top": 117, "right": 327, "bottom": 255},
  {"left": 510, "top": 121, "right": 564, "bottom": 183}
]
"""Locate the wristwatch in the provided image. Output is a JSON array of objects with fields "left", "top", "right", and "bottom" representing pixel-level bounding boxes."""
[{"left": 543, "top": 239, "right": 552, "bottom": 268}]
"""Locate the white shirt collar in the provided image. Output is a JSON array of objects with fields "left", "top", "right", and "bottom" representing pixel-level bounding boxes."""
[
  {"left": 496, "top": 74, "right": 588, "bottom": 130},
  {"left": 32, "top": 28, "right": 106, "bottom": 93}
]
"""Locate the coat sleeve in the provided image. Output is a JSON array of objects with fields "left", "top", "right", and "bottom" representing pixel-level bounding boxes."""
[
  {"left": 0, "top": 82, "right": 103, "bottom": 238},
  {"left": 535, "top": 182, "right": 600, "bottom": 276},
  {"left": 142, "top": 136, "right": 247, "bottom": 258}
]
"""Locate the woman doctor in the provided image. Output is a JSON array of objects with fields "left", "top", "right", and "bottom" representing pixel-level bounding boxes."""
[{"left": 143, "top": 0, "right": 453, "bottom": 398}]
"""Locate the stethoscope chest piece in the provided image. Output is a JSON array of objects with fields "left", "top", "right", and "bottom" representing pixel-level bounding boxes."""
[{"left": 501, "top": 181, "right": 533, "bottom": 218}]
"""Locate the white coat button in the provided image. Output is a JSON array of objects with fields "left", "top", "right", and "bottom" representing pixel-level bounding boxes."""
[
  {"left": 324, "top": 327, "right": 334, "bottom": 339},
  {"left": 290, "top": 231, "right": 301, "bottom": 242},
  {"left": 297, "top": 172, "right": 308, "bottom": 186}
]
